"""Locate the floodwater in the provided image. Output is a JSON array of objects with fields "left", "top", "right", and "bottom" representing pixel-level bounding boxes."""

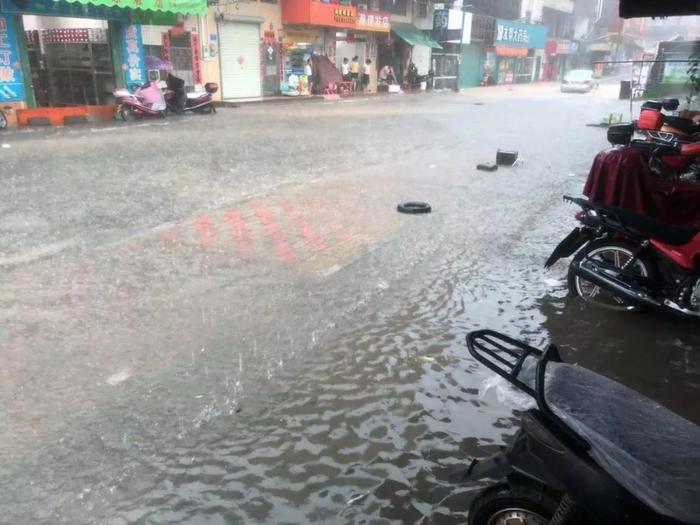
[{"left": 2, "top": 84, "right": 699, "bottom": 524}]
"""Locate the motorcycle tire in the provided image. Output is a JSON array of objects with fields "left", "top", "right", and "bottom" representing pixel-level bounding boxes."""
[
  {"left": 0, "top": 110, "right": 7, "bottom": 130},
  {"left": 119, "top": 107, "right": 132, "bottom": 122},
  {"left": 567, "top": 239, "right": 655, "bottom": 312},
  {"left": 468, "top": 484, "right": 557, "bottom": 525}
]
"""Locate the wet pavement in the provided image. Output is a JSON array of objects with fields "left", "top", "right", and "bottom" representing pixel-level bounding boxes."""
[{"left": 1, "top": 81, "right": 699, "bottom": 524}]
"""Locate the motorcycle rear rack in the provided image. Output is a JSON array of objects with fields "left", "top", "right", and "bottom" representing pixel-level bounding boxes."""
[
  {"left": 467, "top": 329, "right": 591, "bottom": 452},
  {"left": 466, "top": 330, "right": 545, "bottom": 397}
]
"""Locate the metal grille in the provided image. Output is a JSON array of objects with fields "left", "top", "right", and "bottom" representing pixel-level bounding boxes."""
[{"left": 470, "top": 14, "right": 495, "bottom": 44}]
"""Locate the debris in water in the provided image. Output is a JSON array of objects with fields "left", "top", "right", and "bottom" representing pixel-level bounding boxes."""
[
  {"left": 346, "top": 492, "right": 368, "bottom": 505},
  {"left": 106, "top": 368, "right": 131, "bottom": 385},
  {"left": 477, "top": 162, "right": 498, "bottom": 172}
]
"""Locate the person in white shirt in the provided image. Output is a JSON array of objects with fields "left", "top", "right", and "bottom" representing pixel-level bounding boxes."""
[
  {"left": 341, "top": 57, "right": 350, "bottom": 81},
  {"left": 304, "top": 58, "right": 313, "bottom": 94},
  {"left": 362, "top": 59, "right": 371, "bottom": 92}
]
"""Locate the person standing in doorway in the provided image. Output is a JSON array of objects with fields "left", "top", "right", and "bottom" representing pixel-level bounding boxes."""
[
  {"left": 362, "top": 59, "right": 372, "bottom": 92},
  {"left": 350, "top": 56, "right": 360, "bottom": 91},
  {"left": 304, "top": 58, "right": 313, "bottom": 95},
  {"left": 341, "top": 57, "right": 350, "bottom": 81}
]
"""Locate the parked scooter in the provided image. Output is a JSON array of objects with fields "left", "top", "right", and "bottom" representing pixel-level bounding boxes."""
[
  {"left": 113, "top": 80, "right": 167, "bottom": 121},
  {"left": 453, "top": 329, "right": 700, "bottom": 524},
  {"left": 406, "top": 62, "right": 434, "bottom": 90},
  {"left": 545, "top": 193, "right": 700, "bottom": 317},
  {"left": 163, "top": 82, "right": 218, "bottom": 115}
]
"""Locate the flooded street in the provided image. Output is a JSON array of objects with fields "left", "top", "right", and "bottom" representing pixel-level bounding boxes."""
[{"left": 2, "top": 82, "right": 699, "bottom": 524}]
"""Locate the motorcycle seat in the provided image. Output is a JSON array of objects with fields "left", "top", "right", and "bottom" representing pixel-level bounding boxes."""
[
  {"left": 597, "top": 204, "right": 698, "bottom": 245},
  {"left": 663, "top": 115, "right": 700, "bottom": 135},
  {"left": 546, "top": 363, "right": 700, "bottom": 524}
]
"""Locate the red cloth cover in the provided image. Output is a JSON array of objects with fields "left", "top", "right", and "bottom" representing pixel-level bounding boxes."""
[{"left": 583, "top": 147, "right": 700, "bottom": 226}]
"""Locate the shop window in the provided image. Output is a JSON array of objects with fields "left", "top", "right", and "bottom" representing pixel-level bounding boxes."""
[{"left": 379, "top": 0, "right": 406, "bottom": 16}]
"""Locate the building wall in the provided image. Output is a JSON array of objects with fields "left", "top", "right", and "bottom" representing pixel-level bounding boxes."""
[{"left": 520, "top": 0, "right": 543, "bottom": 23}]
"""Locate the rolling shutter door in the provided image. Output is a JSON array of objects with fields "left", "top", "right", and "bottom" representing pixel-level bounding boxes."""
[{"left": 219, "top": 21, "right": 261, "bottom": 99}]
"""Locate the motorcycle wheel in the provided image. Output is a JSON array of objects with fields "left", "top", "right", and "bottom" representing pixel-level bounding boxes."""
[
  {"left": 567, "top": 239, "right": 653, "bottom": 312},
  {"left": 0, "top": 110, "right": 7, "bottom": 130},
  {"left": 468, "top": 484, "right": 555, "bottom": 525},
  {"left": 119, "top": 106, "right": 133, "bottom": 122}
]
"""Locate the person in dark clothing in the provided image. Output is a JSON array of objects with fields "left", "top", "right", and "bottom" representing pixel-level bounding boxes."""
[{"left": 167, "top": 73, "right": 186, "bottom": 115}]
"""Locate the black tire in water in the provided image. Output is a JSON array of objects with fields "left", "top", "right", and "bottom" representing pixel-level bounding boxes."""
[
  {"left": 468, "top": 484, "right": 557, "bottom": 525},
  {"left": 0, "top": 110, "right": 7, "bottom": 130},
  {"left": 567, "top": 239, "right": 654, "bottom": 312},
  {"left": 397, "top": 201, "right": 431, "bottom": 214}
]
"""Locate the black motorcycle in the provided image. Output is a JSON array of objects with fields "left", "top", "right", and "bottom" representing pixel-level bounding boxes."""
[
  {"left": 406, "top": 62, "right": 434, "bottom": 90},
  {"left": 452, "top": 329, "right": 700, "bottom": 524}
]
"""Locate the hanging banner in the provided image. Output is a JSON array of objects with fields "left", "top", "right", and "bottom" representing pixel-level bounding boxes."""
[
  {"left": 0, "top": 15, "right": 26, "bottom": 103},
  {"left": 190, "top": 32, "right": 202, "bottom": 84},
  {"left": 120, "top": 24, "right": 146, "bottom": 87}
]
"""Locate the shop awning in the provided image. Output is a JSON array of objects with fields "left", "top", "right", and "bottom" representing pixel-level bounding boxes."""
[
  {"left": 392, "top": 22, "right": 442, "bottom": 49},
  {"left": 64, "top": 0, "right": 207, "bottom": 15}
]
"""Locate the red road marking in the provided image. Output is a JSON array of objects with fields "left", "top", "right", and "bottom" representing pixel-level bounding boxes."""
[
  {"left": 224, "top": 210, "right": 253, "bottom": 256},
  {"left": 253, "top": 203, "right": 297, "bottom": 264},
  {"left": 304, "top": 196, "right": 351, "bottom": 242},
  {"left": 161, "top": 226, "right": 178, "bottom": 246},
  {"left": 283, "top": 202, "right": 327, "bottom": 252},
  {"left": 194, "top": 215, "right": 215, "bottom": 248}
]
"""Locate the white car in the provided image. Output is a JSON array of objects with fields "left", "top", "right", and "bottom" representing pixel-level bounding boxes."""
[{"left": 561, "top": 69, "right": 597, "bottom": 93}]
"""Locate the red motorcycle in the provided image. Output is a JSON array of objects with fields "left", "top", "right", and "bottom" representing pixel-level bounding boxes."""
[
  {"left": 608, "top": 120, "right": 700, "bottom": 181},
  {"left": 546, "top": 194, "right": 700, "bottom": 317}
]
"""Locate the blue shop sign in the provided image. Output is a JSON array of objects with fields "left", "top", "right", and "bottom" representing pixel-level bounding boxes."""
[
  {"left": 120, "top": 24, "right": 146, "bottom": 87},
  {"left": 494, "top": 19, "right": 547, "bottom": 49},
  {"left": 0, "top": 14, "right": 26, "bottom": 103}
]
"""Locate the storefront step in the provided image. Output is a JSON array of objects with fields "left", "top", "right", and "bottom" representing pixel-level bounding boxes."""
[
  {"left": 217, "top": 95, "right": 326, "bottom": 107},
  {"left": 16, "top": 105, "right": 116, "bottom": 128}
]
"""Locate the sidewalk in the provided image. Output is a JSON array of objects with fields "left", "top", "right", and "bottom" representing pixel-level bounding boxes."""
[{"left": 217, "top": 80, "right": 565, "bottom": 107}]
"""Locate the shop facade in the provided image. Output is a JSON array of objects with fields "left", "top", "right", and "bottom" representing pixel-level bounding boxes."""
[
  {"left": 0, "top": 0, "right": 205, "bottom": 126},
  {"left": 198, "top": 1, "right": 280, "bottom": 100},
  {"left": 544, "top": 37, "right": 571, "bottom": 80},
  {"left": 490, "top": 18, "right": 547, "bottom": 84},
  {"left": 384, "top": 22, "right": 441, "bottom": 87},
  {"left": 280, "top": 0, "right": 390, "bottom": 94}
]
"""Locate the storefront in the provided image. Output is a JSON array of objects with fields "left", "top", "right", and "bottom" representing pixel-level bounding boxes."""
[
  {"left": 0, "top": 0, "right": 205, "bottom": 126},
  {"left": 280, "top": 0, "right": 389, "bottom": 94},
  {"left": 491, "top": 19, "right": 547, "bottom": 84},
  {"left": 387, "top": 22, "right": 441, "bottom": 86},
  {"left": 544, "top": 38, "right": 571, "bottom": 81},
  {"left": 431, "top": 8, "right": 472, "bottom": 91}
]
